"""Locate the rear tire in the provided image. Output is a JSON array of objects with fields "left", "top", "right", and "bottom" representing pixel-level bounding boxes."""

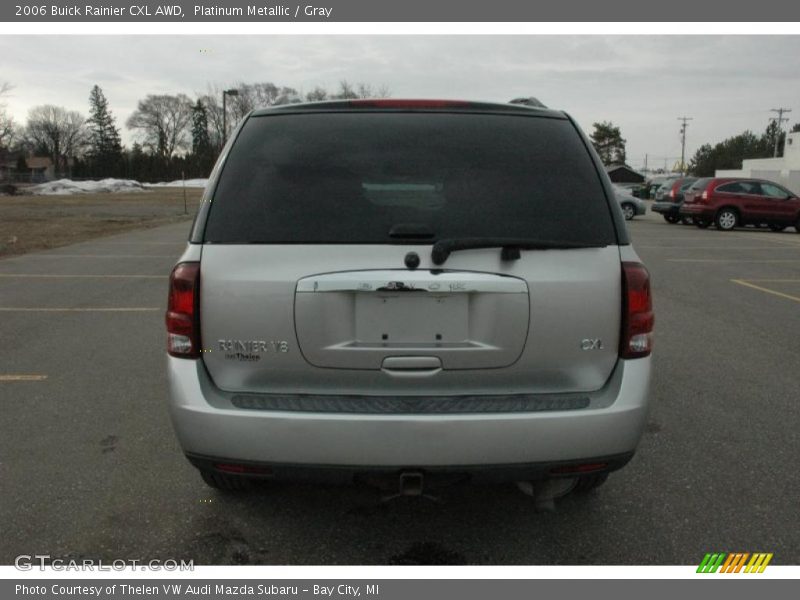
[
  {"left": 621, "top": 203, "right": 636, "bottom": 221},
  {"left": 664, "top": 214, "right": 680, "bottom": 224},
  {"left": 200, "top": 469, "right": 254, "bottom": 492},
  {"left": 681, "top": 216, "right": 693, "bottom": 225},
  {"left": 715, "top": 208, "right": 738, "bottom": 231},
  {"left": 572, "top": 472, "right": 609, "bottom": 494},
  {"left": 769, "top": 224, "right": 786, "bottom": 232}
]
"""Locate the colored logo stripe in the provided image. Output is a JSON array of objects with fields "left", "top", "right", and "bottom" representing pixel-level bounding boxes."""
[
  {"left": 697, "top": 552, "right": 773, "bottom": 573},
  {"left": 697, "top": 553, "right": 726, "bottom": 573},
  {"left": 745, "top": 553, "right": 773, "bottom": 573}
]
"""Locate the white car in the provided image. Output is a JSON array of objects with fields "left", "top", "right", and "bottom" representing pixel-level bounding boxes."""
[{"left": 613, "top": 186, "right": 647, "bottom": 220}]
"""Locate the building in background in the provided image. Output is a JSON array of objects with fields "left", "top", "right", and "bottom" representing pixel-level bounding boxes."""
[
  {"left": 716, "top": 131, "right": 800, "bottom": 194},
  {"left": 604, "top": 164, "right": 645, "bottom": 184}
]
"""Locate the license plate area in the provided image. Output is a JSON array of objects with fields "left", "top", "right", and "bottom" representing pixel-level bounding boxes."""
[
  {"left": 355, "top": 293, "right": 468, "bottom": 345},
  {"left": 294, "top": 269, "right": 529, "bottom": 369}
]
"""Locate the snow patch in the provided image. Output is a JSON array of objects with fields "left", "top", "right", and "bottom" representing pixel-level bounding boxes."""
[
  {"left": 29, "top": 178, "right": 148, "bottom": 195},
  {"left": 146, "top": 178, "right": 208, "bottom": 188}
]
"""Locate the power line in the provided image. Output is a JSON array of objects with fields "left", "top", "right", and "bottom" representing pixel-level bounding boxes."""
[
  {"left": 678, "top": 116, "right": 693, "bottom": 176},
  {"left": 769, "top": 107, "right": 791, "bottom": 157}
]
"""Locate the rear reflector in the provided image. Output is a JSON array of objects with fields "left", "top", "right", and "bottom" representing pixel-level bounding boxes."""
[
  {"left": 348, "top": 99, "right": 471, "bottom": 109},
  {"left": 166, "top": 262, "right": 200, "bottom": 358},
  {"left": 215, "top": 463, "right": 273, "bottom": 475},
  {"left": 620, "top": 262, "right": 654, "bottom": 359}
]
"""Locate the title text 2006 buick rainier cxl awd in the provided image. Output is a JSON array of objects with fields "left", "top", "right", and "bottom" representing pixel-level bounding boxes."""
[{"left": 165, "top": 99, "right": 654, "bottom": 506}]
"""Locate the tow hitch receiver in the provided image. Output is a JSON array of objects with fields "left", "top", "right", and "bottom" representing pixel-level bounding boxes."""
[{"left": 399, "top": 471, "right": 424, "bottom": 496}]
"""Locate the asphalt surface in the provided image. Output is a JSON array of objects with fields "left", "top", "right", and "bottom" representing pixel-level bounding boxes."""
[{"left": 1, "top": 211, "right": 799, "bottom": 565}]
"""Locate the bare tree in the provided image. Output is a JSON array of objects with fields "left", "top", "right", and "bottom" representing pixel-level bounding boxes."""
[
  {"left": 199, "top": 82, "right": 301, "bottom": 150},
  {"left": 332, "top": 80, "right": 391, "bottom": 100},
  {"left": 305, "top": 86, "right": 328, "bottom": 103},
  {"left": 25, "top": 105, "right": 86, "bottom": 177},
  {"left": 197, "top": 85, "right": 225, "bottom": 150},
  {"left": 333, "top": 80, "right": 358, "bottom": 100},
  {"left": 0, "top": 82, "right": 14, "bottom": 150},
  {"left": 225, "top": 82, "right": 301, "bottom": 122},
  {"left": 126, "top": 94, "right": 193, "bottom": 158}
]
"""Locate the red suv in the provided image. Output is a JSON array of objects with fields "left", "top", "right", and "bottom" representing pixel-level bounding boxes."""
[{"left": 680, "top": 177, "right": 800, "bottom": 231}]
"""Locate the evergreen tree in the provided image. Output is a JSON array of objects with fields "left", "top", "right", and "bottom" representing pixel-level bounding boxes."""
[
  {"left": 191, "top": 99, "right": 214, "bottom": 175},
  {"left": 688, "top": 130, "right": 770, "bottom": 177},
  {"left": 86, "top": 85, "right": 123, "bottom": 177},
  {"left": 590, "top": 121, "right": 627, "bottom": 165}
]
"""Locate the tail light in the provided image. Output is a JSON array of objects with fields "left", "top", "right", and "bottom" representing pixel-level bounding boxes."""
[
  {"left": 669, "top": 189, "right": 675, "bottom": 198},
  {"left": 166, "top": 262, "right": 201, "bottom": 358},
  {"left": 701, "top": 189, "right": 709, "bottom": 201},
  {"left": 620, "top": 262, "right": 654, "bottom": 359}
]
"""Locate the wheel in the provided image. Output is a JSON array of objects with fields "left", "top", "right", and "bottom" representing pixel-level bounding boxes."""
[
  {"left": 572, "top": 472, "right": 609, "bottom": 494},
  {"left": 200, "top": 469, "right": 254, "bottom": 491},
  {"left": 681, "top": 216, "right": 693, "bottom": 225},
  {"left": 715, "top": 208, "right": 738, "bottom": 231},
  {"left": 695, "top": 219, "right": 711, "bottom": 229},
  {"left": 663, "top": 214, "right": 680, "bottom": 224},
  {"left": 769, "top": 224, "right": 786, "bottom": 232},
  {"left": 621, "top": 203, "right": 636, "bottom": 221}
]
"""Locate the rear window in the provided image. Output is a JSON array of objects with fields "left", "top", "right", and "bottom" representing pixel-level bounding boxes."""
[
  {"left": 690, "top": 178, "right": 714, "bottom": 190},
  {"left": 716, "top": 181, "right": 760, "bottom": 195},
  {"left": 203, "top": 112, "right": 617, "bottom": 244}
]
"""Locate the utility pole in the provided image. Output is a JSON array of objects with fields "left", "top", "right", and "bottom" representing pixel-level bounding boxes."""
[
  {"left": 769, "top": 107, "right": 791, "bottom": 157},
  {"left": 678, "top": 116, "right": 693, "bottom": 176}
]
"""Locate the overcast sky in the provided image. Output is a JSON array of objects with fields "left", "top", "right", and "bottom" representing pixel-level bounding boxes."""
[{"left": 2, "top": 35, "right": 800, "bottom": 171}]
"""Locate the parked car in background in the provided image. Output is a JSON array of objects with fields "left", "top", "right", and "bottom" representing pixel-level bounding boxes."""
[
  {"left": 640, "top": 175, "right": 670, "bottom": 200},
  {"left": 680, "top": 177, "right": 800, "bottom": 231},
  {"left": 651, "top": 177, "right": 698, "bottom": 224},
  {"left": 613, "top": 186, "right": 647, "bottom": 220}
]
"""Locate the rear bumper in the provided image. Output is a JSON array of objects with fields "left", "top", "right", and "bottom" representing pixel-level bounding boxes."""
[
  {"left": 166, "top": 356, "right": 652, "bottom": 470},
  {"left": 186, "top": 451, "right": 635, "bottom": 484},
  {"left": 652, "top": 201, "right": 681, "bottom": 215},
  {"left": 679, "top": 204, "right": 713, "bottom": 218}
]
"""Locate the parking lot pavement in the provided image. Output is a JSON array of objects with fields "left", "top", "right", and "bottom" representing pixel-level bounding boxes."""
[{"left": 1, "top": 215, "right": 798, "bottom": 566}]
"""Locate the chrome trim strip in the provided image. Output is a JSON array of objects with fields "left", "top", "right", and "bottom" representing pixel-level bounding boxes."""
[{"left": 296, "top": 270, "right": 528, "bottom": 294}]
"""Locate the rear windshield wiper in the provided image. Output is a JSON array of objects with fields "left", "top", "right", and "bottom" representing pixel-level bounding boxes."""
[{"left": 431, "top": 237, "right": 607, "bottom": 265}]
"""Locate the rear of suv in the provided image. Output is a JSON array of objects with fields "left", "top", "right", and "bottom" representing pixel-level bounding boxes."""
[
  {"left": 680, "top": 177, "right": 800, "bottom": 231},
  {"left": 166, "top": 100, "right": 654, "bottom": 502},
  {"left": 652, "top": 176, "right": 697, "bottom": 224}
]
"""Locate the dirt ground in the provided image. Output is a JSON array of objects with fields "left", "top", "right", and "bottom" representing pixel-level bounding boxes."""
[{"left": 0, "top": 188, "right": 204, "bottom": 257}]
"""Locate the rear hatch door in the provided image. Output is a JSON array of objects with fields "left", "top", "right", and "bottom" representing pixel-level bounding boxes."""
[{"left": 197, "top": 107, "right": 623, "bottom": 394}]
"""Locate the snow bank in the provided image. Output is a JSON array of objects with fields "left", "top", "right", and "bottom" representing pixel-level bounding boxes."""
[
  {"left": 146, "top": 178, "right": 208, "bottom": 188},
  {"left": 30, "top": 178, "right": 147, "bottom": 195}
]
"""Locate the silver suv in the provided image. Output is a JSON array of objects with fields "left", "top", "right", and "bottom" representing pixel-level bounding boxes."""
[{"left": 166, "top": 99, "right": 653, "bottom": 503}]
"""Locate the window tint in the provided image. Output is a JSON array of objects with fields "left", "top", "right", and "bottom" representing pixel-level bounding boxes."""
[
  {"left": 761, "top": 183, "right": 790, "bottom": 198},
  {"left": 680, "top": 178, "right": 697, "bottom": 191},
  {"left": 690, "top": 178, "right": 713, "bottom": 190},
  {"left": 716, "top": 181, "right": 760, "bottom": 195},
  {"left": 204, "top": 112, "right": 617, "bottom": 244}
]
